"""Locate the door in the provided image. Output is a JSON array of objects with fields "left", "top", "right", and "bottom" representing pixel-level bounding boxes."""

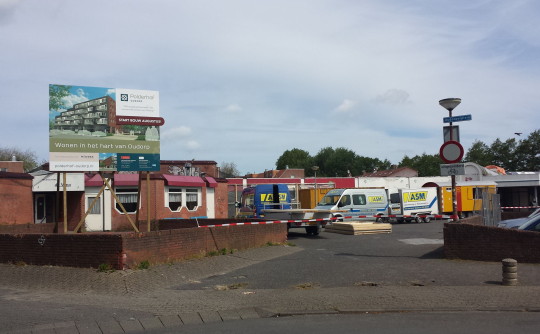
[
  {"left": 85, "top": 188, "right": 112, "bottom": 231},
  {"left": 206, "top": 187, "right": 215, "bottom": 218},
  {"left": 35, "top": 194, "right": 46, "bottom": 224}
]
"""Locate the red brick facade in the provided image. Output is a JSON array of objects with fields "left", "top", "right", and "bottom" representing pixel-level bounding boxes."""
[
  {"left": 0, "top": 224, "right": 287, "bottom": 269},
  {"left": 0, "top": 172, "right": 34, "bottom": 225},
  {"left": 444, "top": 221, "right": 540, "bottom": 263}
]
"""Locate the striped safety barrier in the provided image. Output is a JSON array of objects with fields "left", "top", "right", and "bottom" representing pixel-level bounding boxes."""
[
  {"left": 199, "top": 214, "right": 456, "bottom": 228},
  {"left": 501, "top": 206, "right": 540, "bottom": 209}
]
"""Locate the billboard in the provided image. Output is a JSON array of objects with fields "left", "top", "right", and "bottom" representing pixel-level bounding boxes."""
[{"left": 49, "top": 84, "right": 162, "bottom": 172}]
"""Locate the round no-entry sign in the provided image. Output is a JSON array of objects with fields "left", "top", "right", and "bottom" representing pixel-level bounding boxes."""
[{"left": 440, "top": 140, "right": 464, "bottom": 164}]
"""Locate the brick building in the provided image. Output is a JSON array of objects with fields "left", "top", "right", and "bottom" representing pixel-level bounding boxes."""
[{"left": 0, "top": 171, "right": 34, "bottom": 225}]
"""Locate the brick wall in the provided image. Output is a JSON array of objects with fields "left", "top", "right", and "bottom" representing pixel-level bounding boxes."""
[
  {"left": 0, "top": 223, "right": 288, "bottom": 269},
  {"left": 444, "top": 222, "right": 540, "bottom": 263},
  {"left": 0, "top": 173, "right": 34, "bottom": 225}
]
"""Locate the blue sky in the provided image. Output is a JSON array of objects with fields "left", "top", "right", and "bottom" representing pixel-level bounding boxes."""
[
  {"left": 49, "top": 85, "right": 114, "bottom": 120},
  {"left": 1, "top": 0, "right": 539, "bottom": 174}
]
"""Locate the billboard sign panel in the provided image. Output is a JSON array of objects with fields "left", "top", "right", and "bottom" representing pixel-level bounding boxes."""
[{"left": 49, "top": 84, "right": 161, "bottom": 172}]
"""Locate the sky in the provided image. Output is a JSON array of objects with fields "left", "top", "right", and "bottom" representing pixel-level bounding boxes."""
[{"left": 1, "top": 0, "right": 539, "bottom": 174}]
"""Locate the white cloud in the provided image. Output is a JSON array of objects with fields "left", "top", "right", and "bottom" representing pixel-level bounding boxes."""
[
  {"left": 225, "top": 104, "right": 242, "bottom": 112},
  {"left": 374, "top": 89, "right": 411, "bottom": 105},
  {"left": 185, "top": 140, "right": 200, "bottom": 150},
  {"left": 60, "top": 89, "right": 88, "bottom": 110},
  {"left": 162, "top": 126, "right": 192, "bottom": 140},
  {"left": 333, "top": 99, "right": 358, "bottom": 113}
]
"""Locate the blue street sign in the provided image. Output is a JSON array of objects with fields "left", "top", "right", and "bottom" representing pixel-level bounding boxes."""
[{"left": 443, "top": 114, "right": 472, "bottom": 123}]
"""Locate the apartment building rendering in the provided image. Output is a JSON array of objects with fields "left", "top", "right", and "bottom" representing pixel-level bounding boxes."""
[{"left": 52, "top": 96, "right": 119, "bottom": 135}]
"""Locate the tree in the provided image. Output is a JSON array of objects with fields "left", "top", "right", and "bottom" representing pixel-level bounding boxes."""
[
  {"left": 514, "top": 130, "right": 540, "bottom": 171},
  {"left": 490, "top": 138, "right": 518, "bottom": 170},
  {"left": 49, "top": 84, "right": 72, "bottom": 112},
  {"left": 465, "top": 140, "right": 493, "bottom": 166},
  {"left": 275, "top": 148, "right": 313, "bottom": 173},
  {"left": 220, "top": 161, "right": 240, "bottom": 178},
  {"left": 0, "top": 146, "right": 40, "bottom": 172},
  {"left": 399, "top": 153, "right": 440, "bottom": 177}
]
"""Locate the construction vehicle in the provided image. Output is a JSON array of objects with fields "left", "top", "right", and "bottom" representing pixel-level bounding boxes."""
[
  {"left": 388, "top": 187, "right": 439, "bottom": 223},
  {"left": 438, "top": 182, "right": 497, "bottom": 218}
]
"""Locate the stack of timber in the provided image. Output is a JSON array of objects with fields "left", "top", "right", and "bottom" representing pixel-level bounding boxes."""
[{"left": 325, "top": 221, "right": 392, "bottom": 235}]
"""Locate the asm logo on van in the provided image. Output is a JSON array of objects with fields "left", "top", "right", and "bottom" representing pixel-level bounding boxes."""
[
  {"left": 260, "top": 193, "right": 288, "bottom": 202},
  {"left": 368, "top": 196, "right": 384, "bottom": 203},
  {"left": 404, "top": 191, "right": 428, "bottom": 202}
]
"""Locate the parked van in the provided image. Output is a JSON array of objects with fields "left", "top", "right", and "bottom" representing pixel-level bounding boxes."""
[
  {"left": 236, "top": 184, "right": 292, "bottom": 218},
  {"left": 388, "top": 187, "right": 438, "bottom": 223},
  {"left": 314, "top": 188, "right": 389, "bottom": 221}
]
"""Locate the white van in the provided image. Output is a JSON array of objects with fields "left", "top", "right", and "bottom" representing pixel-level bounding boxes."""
[{"left": 314, "top": 188, "right": 389, "bottom": 221}]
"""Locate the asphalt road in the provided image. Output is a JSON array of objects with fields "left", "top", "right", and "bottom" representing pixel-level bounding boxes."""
[{"left": 1, "top": 220, "right": 539, "bottom": 333}]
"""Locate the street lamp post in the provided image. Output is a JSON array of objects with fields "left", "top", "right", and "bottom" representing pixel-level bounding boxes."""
[{"left": 439, "top": 98, "right": 462, "bottom": 221}]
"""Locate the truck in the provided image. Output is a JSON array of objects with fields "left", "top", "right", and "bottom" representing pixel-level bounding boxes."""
[
  {"left": 236, "top": 184, "right": 341, "bottom": 235},
  {"left": 388, "top": 187, "right": 439, "bottom": 223},
  {"left": 236, "top": 184, "right": 292, "bottom": 218},
  {"left": 313, "top": 188, "right": 389, "bottom": 222}
]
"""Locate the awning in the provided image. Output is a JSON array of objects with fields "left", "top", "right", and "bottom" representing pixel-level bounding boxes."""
[
  {"left": 204, "top": 176, "right": 218, "bottom": 188},
  {"left": 114, "top": 174, "right": 140, "bottom": 186},
  {"left": 85, "top": 174, "right": 104, "bottom": 187},
  {"left": 163, "top": 174, "right": 206, "bottom": 187}
]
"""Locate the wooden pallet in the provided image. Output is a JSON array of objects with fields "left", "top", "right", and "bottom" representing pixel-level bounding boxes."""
[{"left": 324, "top": 222, "right": 392, "bottom": 235}]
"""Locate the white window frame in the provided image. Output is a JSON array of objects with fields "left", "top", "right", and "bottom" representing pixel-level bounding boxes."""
[
  {"left": 114, "top": 187, "right": 139, "bottom": 214},
  {"left": 165, "top": 187, "right": 201, "bottom": 212},
  {"left": 168, "top": 187, "right": 183, "bottom": 212}
]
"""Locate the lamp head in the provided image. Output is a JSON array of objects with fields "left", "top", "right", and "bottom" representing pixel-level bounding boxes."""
[{"left": 439, "top": 98, "right": 461, "bottom": 111}]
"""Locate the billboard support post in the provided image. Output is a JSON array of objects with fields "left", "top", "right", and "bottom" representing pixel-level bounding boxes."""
[{"left": 63, "top": 172, "right": 67, "bottom": 233}]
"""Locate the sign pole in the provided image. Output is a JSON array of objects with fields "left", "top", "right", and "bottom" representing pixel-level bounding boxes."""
[
  {"left": 63, "top": 172, "right": 68, "bottom": 233},
  {"left": 449, "top": 114, "right": 458, "bottom": 220},
  {"left": 147, "top": 171, "right": 151, "bottom": 232},
  {"left": 439, "top": 98, "right": 462, "bottom": 221}
]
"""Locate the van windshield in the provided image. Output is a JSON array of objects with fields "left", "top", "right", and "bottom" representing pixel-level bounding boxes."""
[{"left": 317, "top": 189, "right": 345, "bottom": 206}]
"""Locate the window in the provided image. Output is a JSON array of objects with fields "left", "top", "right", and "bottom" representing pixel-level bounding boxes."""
[
  {"left": 87, "top": 197, "right": 101, "bottom": 214},
  {"left": 168, "top": 188, "right": 183, "bottom": 211},
  {"left": 186, "top": 188, "right": 199, "bottom": 210},
  {"left": 339, "top": 195, "right": 351, "bottom": 206},
  {"left": 115, "top": 187, "right": 139, "bottom": 213},
  {"left": 352, "top": 194, "right": 366, "bottom": 205},
  {"left": 166, "top": 187, "right": 201, "bottom": 211}
]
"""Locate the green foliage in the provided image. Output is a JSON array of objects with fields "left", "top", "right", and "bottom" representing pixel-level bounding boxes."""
[
  {"left": 273, "top": 130, "right": 539, "bottom": 177},
  {"left": 137, "top": 260, "right": 150, "bottom": 270},
  {"left": 464, "top": 140, "right": 493, "bottom": 166},
  {"left": 464, "top": 130, "right": 540, "bottom": 171},
  {"left": 399, "top": 153, "right": 441, "bottom": 177},
  {"left": 276, "top": 148, "right": 313, "bottom": 172},
  {"left": 97, "top": 263, "right": 114, "bottom": 272},
  {"left": 49, "top": 84, "right": 72, "bottom": 111}
]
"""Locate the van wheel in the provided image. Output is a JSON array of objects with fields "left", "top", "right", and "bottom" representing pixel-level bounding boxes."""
[
  {"left": 424, "top": 216, "right": 431, "bottom": 223},
  {"left": 305, "top": 226, "right": 319, "bottom": 236},
  {"left": 415, "top": 216, "right": 422, "bottom": 224}
]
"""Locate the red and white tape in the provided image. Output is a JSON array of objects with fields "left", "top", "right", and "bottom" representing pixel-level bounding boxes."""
[
  {"left": 199, "top": 214, "right": 455, "bottom": 228},
  {"left": 501, "top": 206, "right": 540, "bottom": 209}
]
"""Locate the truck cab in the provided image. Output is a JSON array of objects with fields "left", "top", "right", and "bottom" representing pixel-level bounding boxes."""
[{"left": 236, "top": 184, "right": 292, "bottom": 218}]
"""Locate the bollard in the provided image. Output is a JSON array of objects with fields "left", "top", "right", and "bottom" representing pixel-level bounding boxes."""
[{"left": 502, "top": 258, "right": 518, "bottom": 286}]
